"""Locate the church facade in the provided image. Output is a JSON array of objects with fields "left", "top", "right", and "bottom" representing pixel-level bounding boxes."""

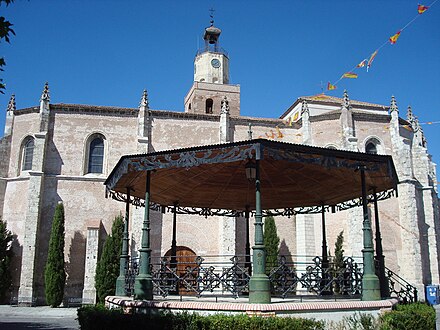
[{"left": 0, "top": 22, "right": 439, "bottom": 304}]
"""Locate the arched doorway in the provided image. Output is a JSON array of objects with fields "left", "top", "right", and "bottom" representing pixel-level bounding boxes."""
[{"left": 165, "top": 246, "right": 197, "bottom": 295}]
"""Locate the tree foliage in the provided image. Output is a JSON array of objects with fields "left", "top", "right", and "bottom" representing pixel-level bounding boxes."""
[
  {"left": 332, "top": 230, "right": 345, "bottom": 294},
  {"left": 263, "top": 216, "right": 280, "bottom": 274},
  {"left": 0, "top": 0, "right": 15, "bottom": 94},
  {"left": 95, "top": 215, "right": 124, "bottom": 304},
  {"left": 44, "top": 203, "right": 66, "bottom": 307},
  {"left": 0, "top": 217, "right": 13, "bottom": 303}
]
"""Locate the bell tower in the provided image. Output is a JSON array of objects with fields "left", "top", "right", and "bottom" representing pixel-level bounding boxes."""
[
  {"left": 194, "top": 19, "right": 229, "bottom": 84},
  {"left": 185, "top": 15, "right": 240, "bottom": 116}
]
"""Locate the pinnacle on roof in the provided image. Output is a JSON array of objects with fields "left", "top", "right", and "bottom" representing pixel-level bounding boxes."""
[
  {"left": 221, "top": 95, "right": 229, "bottom": 114},
  {"left": 390, "top": 95, "right": 398, "bottom": 113},
  {"left": 301, "top": 100, "right": 309, "bottom": 115},
  {"left": 343, "top": 90, "right": 350, "bottom": 108},
  {"left": 407, "top": 105, "right": 414, "bottom": 123},
  {"left": 7, "top": 94, "right": 15, "bottom": 112},
  {"left": 40, "top": 82, "right": 50, "bottom": 102},
  {"left": 140, "top": 89, "right": 149, "bottom": 109}
]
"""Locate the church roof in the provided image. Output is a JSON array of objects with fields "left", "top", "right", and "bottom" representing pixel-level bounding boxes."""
[{"left": 280, "top": 94, "right": 389, "bottom": 119}]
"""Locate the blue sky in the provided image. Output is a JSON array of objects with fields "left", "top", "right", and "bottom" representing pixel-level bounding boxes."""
[{"left": 1, "top": 1, "right": 439, "bottom": 167}]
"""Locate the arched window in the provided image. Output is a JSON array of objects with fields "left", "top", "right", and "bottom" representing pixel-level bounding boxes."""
[
  {"left": 365, "top": 137, "right": 381, "bottom": 155},
  {"left": 365, "top": 142, "right": 377, "bottom": 154},
  {"left": 205, "top": 98, "right": 213, "bottom": 114},
  {"left": 87, "top": 135, "right": 105, "bottom": 174},
  {"left": 22, "top": 137, "right": 35, "bottom": 171}
]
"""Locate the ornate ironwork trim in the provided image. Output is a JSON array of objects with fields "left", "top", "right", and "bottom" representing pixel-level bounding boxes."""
[
  {"left": 106, "top": 144, "right": 260, "bottom": 191},
  {"left": 107, "top": 188, "right": 396, "bottom": 217}
]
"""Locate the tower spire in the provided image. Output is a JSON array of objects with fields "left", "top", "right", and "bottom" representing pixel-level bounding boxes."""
[{"left": 209, "top": 8, "right": 215, "bottom": 26}]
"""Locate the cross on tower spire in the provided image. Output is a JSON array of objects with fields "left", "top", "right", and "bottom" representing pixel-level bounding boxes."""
[{"left": 209, "top": 8, "right": 215, "bottom": 26}]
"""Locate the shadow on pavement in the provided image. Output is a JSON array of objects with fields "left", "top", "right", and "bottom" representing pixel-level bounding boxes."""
[{"left": 0, "top": 322, "right": 75, "bottom": 330}]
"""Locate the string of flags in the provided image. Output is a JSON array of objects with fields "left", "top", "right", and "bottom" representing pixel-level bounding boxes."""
[
  {"left": 326, "top": 2, "right": 436, "bottom": 91},
  {"left": 264, "top": 3, "right": 439, "bottom": 139}
]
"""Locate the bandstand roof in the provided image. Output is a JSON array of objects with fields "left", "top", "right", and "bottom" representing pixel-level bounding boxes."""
[{"left": 104, "top": 139, "right": 398, "bottom": 212}]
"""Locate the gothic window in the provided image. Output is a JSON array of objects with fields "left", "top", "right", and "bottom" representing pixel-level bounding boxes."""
[
  {"left": 205, "top": 98, "right": 213, "bottom": 114},
  {"left": 365, "top": 138, "right": 381, "bottom": 154},
  {"left": 22, "top": 137, "right": 35, "bottom": 171},
  {"left": 86, "top": 134, "right": 105, "bottom": 174},
  {"left": 325, "top": 144, "right": 337, "bottom": 150}
]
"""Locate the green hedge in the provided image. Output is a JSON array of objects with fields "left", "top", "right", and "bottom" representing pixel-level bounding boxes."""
[
  {"left": 77, "top": 305, "right": 325, "bottom": 330},
  {"left": 380, "top": 302, "right": 436, "bottom": 330}
]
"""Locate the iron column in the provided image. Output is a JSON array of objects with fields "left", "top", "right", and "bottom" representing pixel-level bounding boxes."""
[
  {"left": 115, "top": 187, "right": 130, "bottom": 296},
  {"left": 320, "top": 204, "right": 332, "bottom": 295},
  {"left": 249, "top": 159, "right": 271, "bottom": 303},
  {"left": 170, "top": 202, "right": 178, "bottom": 269},
  {"left": 360, "top": 167, "right": 381, "bottom": 300},
  {"left": 373, "top": 187, "right": 390, "bottom": 298},
  {"left": 245, "top": 206, "right": 252, "bottom": 275},
  {"left": 134, "top": 171, "right": 153, "bottom": 300}
]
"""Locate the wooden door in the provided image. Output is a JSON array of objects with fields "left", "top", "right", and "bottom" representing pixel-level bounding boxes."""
[{"left": 165, "top": 246, "right": 197, "bottom": 295}]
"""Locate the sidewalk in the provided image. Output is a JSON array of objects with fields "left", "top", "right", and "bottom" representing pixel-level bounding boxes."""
[{"left": 0, "top": 305, "right": 79, "bottom": 330}]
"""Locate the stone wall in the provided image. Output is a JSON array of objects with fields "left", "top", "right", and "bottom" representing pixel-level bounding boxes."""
[{"left": 0, "top": 135, "right": 11, "bottom": 216}]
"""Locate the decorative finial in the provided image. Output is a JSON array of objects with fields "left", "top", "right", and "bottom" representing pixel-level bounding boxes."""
[
  {"left": 413, "top": 116, "right": 420, "bottom": 132},
  {"left": 221, "top": 95, "right": 229, "bottom": 114},
  {"left": 390, "top": 95, "right": 398, "bottom": 113},
  {"left": 140, "top": 89, "right": 149, "bottom": 108},
  {"left": 209, "top": 8, "right": 215, "bottom": 26},
  {"left": 7, "top": 94, "right": 15, "bottom": 112},
  {"left": 343, "top": 90, "right": 350, "bottom": 108},
  {"left": 41, "top": 82, "right": 50, "bottom": 102},
  {"left": 301, "top": 100, "right": 309, "bottom": 115},
  {"left": 247, "top": 123, "right": 253, "bottom": 140},
  {"left": 407, "top": 105, "right": 414, "bottom": 123}
]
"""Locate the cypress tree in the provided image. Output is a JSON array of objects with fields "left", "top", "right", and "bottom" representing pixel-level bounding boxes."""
[
  {"left": 263, "top": 216, "right": 280, "bottom": 274},
  {"left": 0, "top": 217, "right": 13, "bottom": 303},
  {"left": 95, "top": 215, "right": 124, "bottom": 304},
  {"left": 333, "top": 230, "right": 345, "bottom": 293},
  {"left": 44, "top": 202, "right": 66, "bottom": 307}
]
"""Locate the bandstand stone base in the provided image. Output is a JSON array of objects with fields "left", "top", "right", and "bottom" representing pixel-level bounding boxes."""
[{"left": 105, "top": 296, "right": 398, "bottom": 322}]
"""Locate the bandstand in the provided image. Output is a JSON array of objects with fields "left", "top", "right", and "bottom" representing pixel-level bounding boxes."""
[{"left": 104, "top": 138, "right": 415, "bottom": 305}]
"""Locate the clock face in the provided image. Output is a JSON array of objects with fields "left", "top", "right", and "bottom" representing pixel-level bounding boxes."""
[{"left": 211, "top": 58, "right": 221, "bottom": 68}]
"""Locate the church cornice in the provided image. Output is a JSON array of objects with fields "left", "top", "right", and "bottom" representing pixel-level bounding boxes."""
[{"left": 280, "top": 95, "right": 389, "bottom": 119}]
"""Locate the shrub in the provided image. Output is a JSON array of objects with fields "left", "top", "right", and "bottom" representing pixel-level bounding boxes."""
[
  {"left": 379, "top": 302, "right": 435, "bottom": 330},
  {"left": 44, "top": 202, "right": 66, "bottom": 307},
  {"left": 0, "top": 217, "right": 13, "bottom": 303},
  {"left": 95, "top": 215, "right": 124, "bottom": 303},
  {"left": 77, "top": 305, "right": 325, "bottom": 330}
]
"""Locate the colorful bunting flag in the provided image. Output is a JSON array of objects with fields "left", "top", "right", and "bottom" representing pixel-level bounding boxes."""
[
  {"left": 367, "top": 50, "right": 378, "bottom": 72},
  {"left": 418, "top": 4, "right": 429, "bottom": 14},
  {"left": 327, "top": 82, "right": 337, "bottom": 90},
  {"left": 342, "top": 72, "right": 358, "bottom": 79},
  {"left": 389, "top": 31, "right": 401, "bottom": 44},
  {"left": 291, "top": 110, "right": 301, "bottom": 124},
  {"left": 357, "top": 59, "right": 367, "bottom": 68}
]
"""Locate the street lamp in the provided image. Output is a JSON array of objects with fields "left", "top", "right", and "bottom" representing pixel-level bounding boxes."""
[{"left": 245, "top": 160, "right": 256, "bottom": 181}]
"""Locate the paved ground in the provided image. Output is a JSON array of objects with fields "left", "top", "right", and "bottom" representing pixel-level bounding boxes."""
[
  {"left": 0, "top": 303, "right": 439, "bottom": 329},
  {"left": 0, "top": 306, "right": 79, "bottom": 330}
]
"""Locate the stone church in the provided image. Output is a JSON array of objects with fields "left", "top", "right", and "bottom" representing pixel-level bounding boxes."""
[{"left": 0, "top": 21, "right": 438, "bottom": 305}]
